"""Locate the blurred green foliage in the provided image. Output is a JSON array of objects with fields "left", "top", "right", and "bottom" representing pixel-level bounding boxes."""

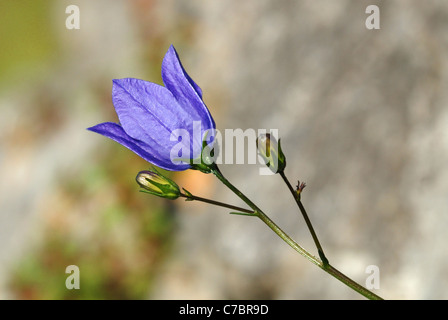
[
  {"left": 10, "top": 145, "right": 177, "bottom": 299},
  {"left": 2, "top": 0, "right": 200, "bottom": 299},
  {"left": 0, "top": 0, "right": 60, "bottom": 86}
]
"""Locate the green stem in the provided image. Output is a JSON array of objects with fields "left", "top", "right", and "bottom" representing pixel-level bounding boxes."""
[
  {"left": 210, "top": 165, "right": 383, "bottom": 300},
  {"left": 279, "top": 171, "right": 328, "bottom": 266},
  {"left": 179, "top": 192, "right": 254, "bottom": 214}
]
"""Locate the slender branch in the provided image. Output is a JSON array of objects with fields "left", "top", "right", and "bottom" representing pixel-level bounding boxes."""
[
  {"left": 210, "top": 165, "right": 383, "bottom": 300},
  {"left": 210, "top": 166, "right": 264, "bottom": 214},
  {"left": 179, "top": 192, "right": 254, "bottom": 214},
  {"left": 279, "top": 171, "right": 329, "bottom": 266}
]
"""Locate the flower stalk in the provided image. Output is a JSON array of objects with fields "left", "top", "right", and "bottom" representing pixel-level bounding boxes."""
[
  {"left": 179, "top": 189, "right": 254, "bottom": 215},
  {"left": 279, "top": 171, "right": 329, "bottom": 266},
  {"left": 209, "top": 164, "right": 383, "bottom": 300},
  {"left": 257, "top": 133, "right": 329, "bottom": 266}
]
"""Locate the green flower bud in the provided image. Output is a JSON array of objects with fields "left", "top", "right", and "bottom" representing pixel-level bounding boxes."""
[
  {"left": 256, "top": 133, "right": 286, "bottom": 174},
  {"left": 136, "top": 170, "right": 181, "bottom": 199}
]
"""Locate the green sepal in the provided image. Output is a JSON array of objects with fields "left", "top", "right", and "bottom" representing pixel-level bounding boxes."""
[
  {"left": 189, "top": 136, "right": 217, "bottom": 173},
  {"left": 139, "top": 189, "right": 163, "bottom": 197},
  {"left": 182, "top": 188, "right": 194, "bottom": 201},
  {"left": 277, "top": 139, "right": 286, "bottom": 173},
  {"left": 190, "top": 162, "right": 213, "bottom": 174}
]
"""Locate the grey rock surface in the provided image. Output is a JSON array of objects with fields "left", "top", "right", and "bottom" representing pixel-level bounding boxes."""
[{"left": 150, "top": 0, "right": 448, "bottom": 299}]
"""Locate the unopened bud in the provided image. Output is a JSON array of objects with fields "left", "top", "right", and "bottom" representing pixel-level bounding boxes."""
[
  {"left": 256, "top": 133, "right": 286, "bottom": 173},
  {"left": 136, "top": 170, "right": 180, "bottom": 200}
]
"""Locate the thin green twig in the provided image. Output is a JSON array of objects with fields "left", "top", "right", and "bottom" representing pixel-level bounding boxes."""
[
  {"left": 279, "top": 171, "right": 329, "bottom": 266},
  {"left": 179, "top": 192, "right": 254, "bottom": 214},
  {"left": 210, "top": 165, "right": 383, "bottom": 300}
]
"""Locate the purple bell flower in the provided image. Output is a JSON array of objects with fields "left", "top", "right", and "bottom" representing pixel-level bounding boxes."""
[{"left": 88, "top": 45, "right": 216, "bottom": 171}]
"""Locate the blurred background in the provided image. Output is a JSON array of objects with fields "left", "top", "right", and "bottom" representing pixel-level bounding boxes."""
[{"left": 1, "top": 0, "right": 447, "bottom": 299}]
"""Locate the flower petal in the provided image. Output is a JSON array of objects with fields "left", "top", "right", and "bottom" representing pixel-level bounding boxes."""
[
  {"left": 87, "top": 122, "right": 190, "bottom": 171},
  {"left": 161, "top": 45, "right": 215, "bottom": 132},
  {"left": 112, "top": 78, "right": 186, "bottom": 142},
  {"left": 88, "top": 46, "right": 218, "bottom": 171},
  {"left": 163, "top": 45, "right": 203, "bottom": 98}
]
